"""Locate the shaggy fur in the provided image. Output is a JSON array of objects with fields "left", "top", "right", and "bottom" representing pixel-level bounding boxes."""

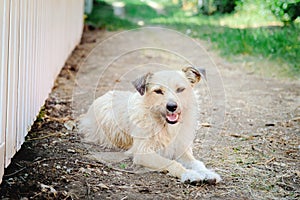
[{"left": 79, "top": 67, "right": 221, "bottom": 184}]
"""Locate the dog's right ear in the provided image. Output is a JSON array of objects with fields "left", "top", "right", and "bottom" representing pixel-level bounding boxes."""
[
  {"left": 182, "top": 67, "right": 206, "bottom": 86},
  {"left": 132, "top": 73, "right": 152, "bottom": 96}
]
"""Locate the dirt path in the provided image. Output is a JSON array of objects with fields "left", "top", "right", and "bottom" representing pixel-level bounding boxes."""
[{"left": 0, "top": 28, "right": 299, "bottom": 200}]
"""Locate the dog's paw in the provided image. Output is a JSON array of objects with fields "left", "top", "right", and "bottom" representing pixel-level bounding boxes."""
[
  {"left": 188, "top": 160, "right": 222, "bottom": 184},
  {"left": 198, "top": 169, "right": 222, "bottom": 184},
  {"left": 181, "top": 170, "right": 205, "bottom": 183},
  {"left": 181, "top": 170, "right": 221, "bottom": 185}
]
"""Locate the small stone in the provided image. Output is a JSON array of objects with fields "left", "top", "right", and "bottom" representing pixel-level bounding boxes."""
[
  {"left": 40, "top": 183, "right": 57, "bottom": 195},
  {"left": 273, "top": 162, "right": 286, "bottom": 167},
  {"left": 79, "top": 167, "right": 85, "bottom": 173},
  {"left": 186, "top": 29, "right": 191, "bottom": 35},
  {"left": 67, "top": 149, "right": 76, "bottom": 153},
  {"left": 194, "top": 139, "right": 200, "bottom": 143},
  {"left": 62, "top": 191, "right": 68, "bottom": 196},
  {"left": 103, "top": 171, "right": 108, "bottom": 175},
  {"left": 98, "top": 183, "right": 109, "bottom": 190},
  {"left": 115, "top": 171, "right": 122, "bottom": 175},
  {"left": 64, "top": 120, "right": 75, "bottom": 131},
  {"left": 201, "top": 123, "right": 211, "bottom": 127}
]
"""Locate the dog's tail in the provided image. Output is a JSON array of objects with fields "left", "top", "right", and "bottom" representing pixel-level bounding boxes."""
[{"left": 78, "top": 106, "right": 107, "bottom": 145}]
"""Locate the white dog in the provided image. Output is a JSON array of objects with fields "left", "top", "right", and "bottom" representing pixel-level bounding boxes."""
[{"left": 79, "top": 67, "right": 221, "bottom": 184}]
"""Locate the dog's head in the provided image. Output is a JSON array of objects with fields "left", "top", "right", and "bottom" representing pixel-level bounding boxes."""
[{"left": 132, "top": 67, "right": 205, "bottom": 125}]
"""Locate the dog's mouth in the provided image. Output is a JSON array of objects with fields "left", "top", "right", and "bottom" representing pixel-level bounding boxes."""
[{"left": 166, "top": 112, "right": 180, "bottom": 124}]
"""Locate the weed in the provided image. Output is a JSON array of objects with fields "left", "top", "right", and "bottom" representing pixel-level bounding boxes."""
[
  {"left": 120, "top": 163, "right": 127, "bottom": 169},
  {"left": 37, "top": 106, "right": 46, "bottom": 122}
]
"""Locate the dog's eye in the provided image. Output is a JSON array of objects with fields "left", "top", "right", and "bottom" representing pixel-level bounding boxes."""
[
  {"left": 176, "top": 87, "right": 185, "bottom": 93},
  {"left": 154, "top": 89, "right": 164, "bottom": 95}
]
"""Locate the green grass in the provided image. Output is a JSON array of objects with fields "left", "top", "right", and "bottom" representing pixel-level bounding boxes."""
[
  {"left": 86, "top": 0, "right": 300, "bottom": 78},
  {"left": 85, "top": 1, "right": 136, "bottom": 30}
]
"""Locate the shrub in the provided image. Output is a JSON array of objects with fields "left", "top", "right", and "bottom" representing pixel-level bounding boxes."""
[
  {"left": 201, "top": 0, "right": 240, "bottom": 15},
  {"left": 214, "top": 0, "right": 238, "bottom": 13},
  {"left": 266, "top": 0, "right": 300, "bottom": 24}
]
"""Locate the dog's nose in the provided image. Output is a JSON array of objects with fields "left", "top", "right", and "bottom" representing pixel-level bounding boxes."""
[{"left": 166, "top": 101, "right": 177, "bottom": 112}]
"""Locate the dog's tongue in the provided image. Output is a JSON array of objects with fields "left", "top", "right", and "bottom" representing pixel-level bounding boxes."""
[{"left": 166, "top": 113, "right": 179, "bottom": 122}]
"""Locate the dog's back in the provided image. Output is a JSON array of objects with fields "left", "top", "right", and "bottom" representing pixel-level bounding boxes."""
[{"left": 79, "top": 90, "right": 135, "bottom": 149}]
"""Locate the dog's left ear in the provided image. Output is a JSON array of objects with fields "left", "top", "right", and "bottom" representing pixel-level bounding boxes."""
[
  {"left": 132, "top": 72, "right": 152, "bottom": 96},
  {"left": 182, "top": 67, "right": 206, "bottom": 86}
]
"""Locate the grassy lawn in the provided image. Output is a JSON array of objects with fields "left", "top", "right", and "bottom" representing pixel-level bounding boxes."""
[{"left": 86, "top": 0, "right": 300, "bottom": 79}]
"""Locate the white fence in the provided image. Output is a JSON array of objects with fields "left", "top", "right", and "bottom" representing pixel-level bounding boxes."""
[{"left": 0, "top": 0, "right": 84, "bottom": 183}]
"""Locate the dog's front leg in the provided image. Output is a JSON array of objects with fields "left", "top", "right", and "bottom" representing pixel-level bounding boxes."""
[
  {"left": 133, "top": 152, "right": 206, "bottom": 183},
  {"left": 177, "top": 148, "right": 222, "bottom": 183}
]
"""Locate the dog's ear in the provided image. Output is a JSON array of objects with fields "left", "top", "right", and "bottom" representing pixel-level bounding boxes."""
[
  {"left": 132, "top": 73, "right": 152, "bottom": 95},
  {"left": 182, "top": 67, "right": 206, "bottom": 86}
]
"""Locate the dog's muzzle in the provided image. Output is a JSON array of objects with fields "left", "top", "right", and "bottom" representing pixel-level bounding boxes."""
[{"left": 166, "top": 101, "right": 180, "bottom": 124}]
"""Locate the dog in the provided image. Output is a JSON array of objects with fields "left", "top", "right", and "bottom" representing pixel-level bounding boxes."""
[{"left": 79, "top": 67, "right": 221, "bottom": 184}]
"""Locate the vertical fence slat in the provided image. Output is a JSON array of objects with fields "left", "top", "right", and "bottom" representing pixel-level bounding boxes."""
[
  {"left": 29, "top": 0, "right": 34, "bottom": 128},
  {"left": 0, "top": 0, "right": 10, "bottom": 181},
  {"left": 5, "top": 0, "right": 20, "bottom": 167},
  {"left": 17, "top": 0, "right": 27, "bottom": 150},
  {"left": 24, "top": 0, "right": 31, "bottom": 135}
]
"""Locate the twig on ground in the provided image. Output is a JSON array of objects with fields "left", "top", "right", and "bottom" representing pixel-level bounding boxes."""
[
  {"left": 229, "top": 133, "right": 243, "bottom": 138},
  {"left": 3, "top": 167, "right": 27, "bottom": 177},
  {"left": 85, "top": 180, "right": 91, "bottom": 199},
  {"left": 75, "top": 160, "right": 137, "bottom": 174},
  {"left": 45, "top": 115, "right": 71, "bottom": 123},
  {"left": 27, "top": 132, "right": 63, "bottom": 141},
  {"left": 32, "top": 157, "right": 68, "bottom": 166},
  {"left": 4, "top": 157, "right": 67, "bottom": 177},
  {"left": 251, "top": 145, "right": 263, "bottom": 153},
  {"left": 265, "top": 157, "right": 276, "bottom": 165},
  {"left": 229, "top": 133, "right": 252, "bottom": 140},
  {"left": 255, "top": 157, "right": 276, "bottom": 168},
  {"left": 30, "top": 192, "right": 42, "bottom": 199}
]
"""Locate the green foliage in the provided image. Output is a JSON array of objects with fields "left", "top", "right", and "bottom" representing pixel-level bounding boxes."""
[
  {"left": 37, "top": 106, "right": 46, "bottom": 122},
  {"left": 120, "top": 163, "right": 127, "bottom": 169},
  {"left": 201, "top": 0, "right": 240, "bottom": 15},
  {"left": 266, "top": 0, "right": 300, "bottom": 24},
  {"left": 204, "top": 25, "right": 300, "bottom": 74},
  {"left": 86, "top": 0, "right": 300, "bottom": 77},
  {"left": 214, "top": 0, "right": 239, "bottom": 13},
  {"left": 85, "top": 1, "right": 136, "bottom": 30}
]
